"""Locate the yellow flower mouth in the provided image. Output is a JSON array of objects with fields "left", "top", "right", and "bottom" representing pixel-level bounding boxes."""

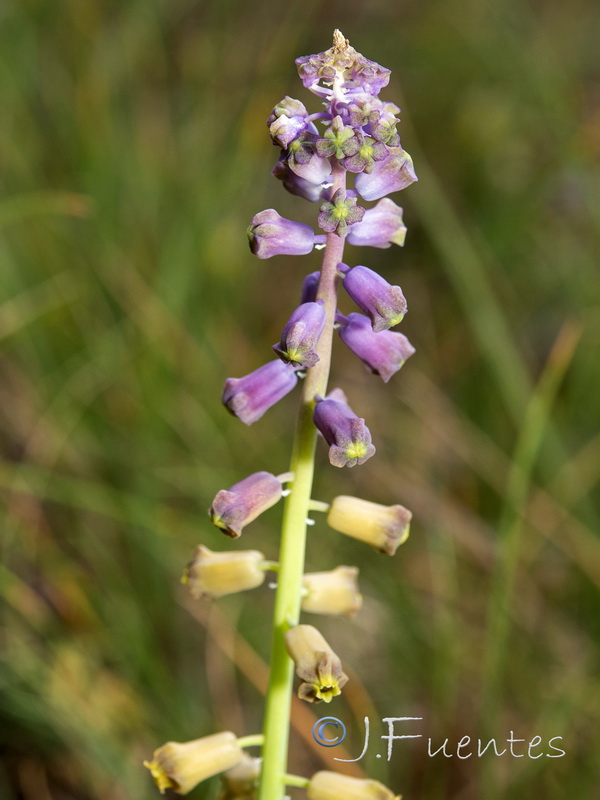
[
  {"left": 344, "top": 442, "right": 368, "bottom": 460},
  {"left": 314, "top": 680, "right": 342, "bottom": 703},
  {"left": 143, "top": 759, "right": 176, "bottom": 795},
  {"left": 298, "top": 678, "right": 343, "bottom": 703},
  {"left": 286, "top": 348, "right": 303, "bottom": 363}
]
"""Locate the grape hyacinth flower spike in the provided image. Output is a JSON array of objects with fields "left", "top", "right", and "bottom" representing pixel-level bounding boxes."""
[{"left": 145, "top": 31, "right": 420, "bottom": 800}]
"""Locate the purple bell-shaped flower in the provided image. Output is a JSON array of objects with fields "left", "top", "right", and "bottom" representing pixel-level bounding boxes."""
[
  {"left": 247, "top": 209, "right": 316, "bottom": 259},
  {"left": 354, "top": 147, "right": 417, "bottom": 201},
  {"left": 345, "top": 198, "right": 407, "bottom": 248},
  {"left": 272, "top": 301, "right": 326, "bottom": 369},
  {"left": 286, "top": 135, "right": 332, "bottom": 184},
  {"left": 313, "top": 389, "right": 376, "bottom": 468},
  {"left": 209, "top": 471, "right": 284, "bottom": 538},
  {"left": 342, "top": 265, "right": 407, "bottom": 332},
  {"left": 299, "top": 271, "right": 321, "bottom": 303},
  {"left": 222, "top": 360, "right": 299, "bottom": 425},
  {"left": 337, "top": 312, "right": 415, "bottom": 382}
]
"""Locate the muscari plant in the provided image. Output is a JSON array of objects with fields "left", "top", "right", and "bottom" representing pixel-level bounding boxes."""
[{"left": 144, "top": 30, "right": 417, "bottom": 800}]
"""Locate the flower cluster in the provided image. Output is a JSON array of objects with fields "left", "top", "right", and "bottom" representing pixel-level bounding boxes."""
[
  {"left": 145, "top": 31, "right": 415, "bottom": 799},
  {"left": 230, "top": 34, "right": 417, "bottom": 458}
]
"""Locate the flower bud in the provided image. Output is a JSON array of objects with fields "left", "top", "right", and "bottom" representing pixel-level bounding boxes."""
[
  {"left": 222, "top": 360, "right": 299, "bottom": 425},
  {"left": 247, "top": 209, "right": 315, "bottom": 259},
  {"left": 269, "top": 114, "right": 308, "bottom": 148},
  {"left": 143, "top": 732, "right": 243, "bottom": 795},
  {"left": 346, "top": 198, "right": 407, "bottom": 248},
  {"left": 342, "top": 265, "right": 407, "bottom": 332},
  {"left": 313, "top": 390, "right": 375, "bottom": 468},
  {"left": 307, "top": 771, "right": 400, "bottom": 800},
  {"left": 284, "top": 624, "right": 348, "bottom": 703},
  {"left": 219, "top": 752, "right": 261, "bottom": 800},
  {"left": 337, "top": 312, "right": 415, "bottom": 383},
  {"left": 267, "top": 96, "right": 311, "bottom": 148},
  {"left": 182, "top": 546, "right": 267, "bottom": 598},
  {"left": 300, "top": 270, "right": 321, "bottom": 303},
  {"left": 267, "top": 96, "right": 309, "bottom": 125},
  {"left": 327, "top": 495, "right": 411, "bottom": 555},
  {"left": 355, "top": 146, "right": 417, "bottom": 201},
  {"left": 272, "top": 301, "right": 326, "bottom": 368},
  {"left": 301, "top": 566, "right": 362, "bottom": 617},
  {"left": 209, "top": 471, "right": 283, "bottom": 538}
]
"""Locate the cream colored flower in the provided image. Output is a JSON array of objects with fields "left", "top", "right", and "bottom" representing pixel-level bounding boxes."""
[
  {"left": 307, "top": 770, "right": 401, "bottom": 800},
  {"left": 219, "top": 752, "right": 261, "bottom": 799},
  {"left": 182, "top": 546, "right": 266, "bottom": 599},
  {"left": 301, "top": 566, "right": 362, "bottom": 617},
  {"left": 327, "top": 495, "right": 411, "bottom": 555},
  {"left": 284, "top": 624, "right": 348, "bottom": 703},
  {"left": 143, "top": 731, "right": 243, "bottom": 795}
]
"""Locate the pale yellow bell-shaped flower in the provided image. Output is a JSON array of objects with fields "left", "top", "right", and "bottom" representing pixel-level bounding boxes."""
[
  {"left": 301, "top": 566, "right": 362, "bottom": 617},
  {"left": 219, "top": 752, "right": 261, "bottom": 799},
  {"left": 327, "top": 495, "right": 411, "bottom": 555},
  {"left": 307, "top": 770, "right": 401, "bottom": 800},
  {"left": 143, "top": 731, "right": 243, "bottom": 795},
  {"left": 284, "top": 624, "right": 348, "bottom": 703},
  {"left": 182, "top": 545, "right": 266, "bottom": 599}
]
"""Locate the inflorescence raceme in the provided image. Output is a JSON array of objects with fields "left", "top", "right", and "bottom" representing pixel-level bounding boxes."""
[{"left": 145, "top": 30, "right": 415, "bottom": 799}]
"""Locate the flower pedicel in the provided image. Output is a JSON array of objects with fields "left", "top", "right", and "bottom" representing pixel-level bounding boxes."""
[{"left": 146, "top": 30, "right": 417, "bottom": 799}]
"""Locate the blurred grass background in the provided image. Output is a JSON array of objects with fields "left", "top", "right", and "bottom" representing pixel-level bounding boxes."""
[{"left": 1, "top": 0, "right": 599, "bottom": 798}]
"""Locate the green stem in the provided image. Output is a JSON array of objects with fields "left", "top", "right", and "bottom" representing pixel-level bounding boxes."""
[
  {"left": 257, "top": 162, "right": 347, "bottom": 800},
  {"left": 237, "top": 734, "right": 265, "bottom": 749},
  {"left": 307, "top": 499, "right": 330, "bottom": 513},
  {"left": 283, "top": 774, "right": 311, "bottom": 789},
  {"left": 260, "top": 561, "right": 280, "bottom": 572}
]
